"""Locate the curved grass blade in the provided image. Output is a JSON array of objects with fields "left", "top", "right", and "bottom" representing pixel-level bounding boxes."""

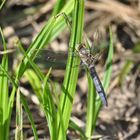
[
  {"left": 17, "top": 40, "right": 44, "bottom": 81},
  {"left": 24, "top": 69, "right": 43, "bottom": 103},
  {"left": 10, "top": 2, "right": 74, "bottom": 114},
  {"left": 85, "top": 68, "right": 96, "bottom": 138},
  {"left": 69, "top": 119, "right": 86, "bottom": 140},
  {"left": 0, "top": 27, "right": 9, "bottom": 140},
  {"left": 0, "top": 62, "right": 39, "bottom": 140},
  {"left": 93, "top": 27, "right": 114, "bottom": 132},
  {"left": 20, "top": 94, "right": 39, "bottom": 140},
  {"left": 52, "top": 0, "right": 68, "bottom": 16},
  {"left": 9, "top": 3, "right": 75, "bottom": 136},
  {"left": 42, "top": 69, "right": 58, "bottom": 140},
  {"left": 16, "top": 1, "right": 74, "bottom": 80},
  {"left": 24, "top": 68, "right": 57, "bottom": 139},
  {"left": 0, "top": 63, "right": 18, "bottom": 140},
  {"left": 118, "top": 60, "right": 133, "bottom": 86}
]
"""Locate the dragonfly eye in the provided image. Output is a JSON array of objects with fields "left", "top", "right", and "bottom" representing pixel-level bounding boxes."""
[{"left": 76, "top": 43, "right": 86, "bottom": 51}]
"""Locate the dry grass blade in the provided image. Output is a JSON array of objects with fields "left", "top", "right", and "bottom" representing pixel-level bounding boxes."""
[{"left": 0, "top": 49, "right": 15, "bottom": 55}]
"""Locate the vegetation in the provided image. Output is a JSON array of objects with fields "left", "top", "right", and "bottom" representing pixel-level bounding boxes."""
[{"left": 3, "top": 0, "right": 140, "bottom": 139}]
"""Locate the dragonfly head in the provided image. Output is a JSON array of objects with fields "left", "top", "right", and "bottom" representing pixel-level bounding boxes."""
[{"left": 76, "top": 43, "right": 90, "bottom": 57}]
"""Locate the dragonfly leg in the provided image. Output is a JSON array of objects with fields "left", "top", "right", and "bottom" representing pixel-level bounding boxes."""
[{"left": 54, "top": 12, "right": 71, "bottom": 32}]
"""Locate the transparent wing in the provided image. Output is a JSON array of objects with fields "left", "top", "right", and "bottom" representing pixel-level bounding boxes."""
[
  {"left": 30, "top": 44, "right": 106, "bottom": 70},
  {"left": 87, "top": 30, "right": 108, "bottom": 56},
  {"left": 31, "top": 49, "right": 79, "bottom": 70}
]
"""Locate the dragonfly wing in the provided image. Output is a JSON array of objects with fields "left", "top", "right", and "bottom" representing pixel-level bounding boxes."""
[
  {"left": 31, "top": 49, "right": 79, "bottom": 60},
  {"left": 30, "top": 49, "right": 80, "bottom": 69}
]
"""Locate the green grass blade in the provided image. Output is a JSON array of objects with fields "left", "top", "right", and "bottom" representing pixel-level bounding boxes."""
[
  {"left": 0, "top": 27, "right": 9, "bottom": 140},
  {"left": 17, "top": 41, "right": 44, "bottom": 80},
  {"left": 8, "top": 3, "right": 74, "bottom": 135},
  {"left": 118, "top": 60, "right": 133, "bottom": 86},
  {"left": 24, "top": 69, "right": 43, "bottom": 103},
  {"left": 57, "top": 0, "right": 84, "bottom": 139},
  {"left": 85, "top": 69, "right": 96, "bottom": 139},
  {"left": 93, "top": 28, "right": 114, "bottom": 132},
  {"left": 24, "top": 68, "right": 57, "bottom": 139},
  {"left": 20, "top": 94, "right": 39, "bottom": 140},
  {"left": 16, "top": 17, "right": 56, "bottom": 80},
  {"left": 52, "top": 0, "right": 68, "bottom": 16},
  {"left": 43, "top": 70, "right": 58, "bottom": 140},
  {"left": 16, "top": 1, "right": 74, "bottom": 80},
  {"left": 9, "top": 1, "right": 74, "bottom": 123},
  {"left": 0, "top": 63, "right": 19, "bottom": 139},
  {"left": 21, "top": 70, "right": 52, "bottom": 140},
  {"left": 103, "top": 28, "right": 114, "bottom": 90},
  {"left": 69, "top": 119, "right": 86, "bottom": 139},
  {"left": 133, "top": 42, "right": 140, "bottom": 53},
  {"left": 118, "top": 40, "right": 140, "bottom": 86}
]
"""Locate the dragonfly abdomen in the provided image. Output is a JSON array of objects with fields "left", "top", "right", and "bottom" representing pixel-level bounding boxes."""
[{"left": 89, "top": 66, "right": 108, "bottom": 106}]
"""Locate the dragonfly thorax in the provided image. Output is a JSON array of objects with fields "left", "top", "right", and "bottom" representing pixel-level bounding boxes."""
[{"left": 76, "top": 44, "right": 95, "bottom": 67}]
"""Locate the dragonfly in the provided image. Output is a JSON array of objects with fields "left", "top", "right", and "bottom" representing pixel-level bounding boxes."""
[
  {"left": 33, "top": 42, "right": 108, "bottom": 106},
  {"left": 76, "top": 43, "right": 108, "bottom": 106}
]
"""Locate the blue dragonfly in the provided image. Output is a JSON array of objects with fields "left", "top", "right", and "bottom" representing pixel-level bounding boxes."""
[
  {"left": 76, "top": 43, "right": 108, "bottom": 106},
  {"left": 33, "top": 42, "right": 108, "bottom": 106}
]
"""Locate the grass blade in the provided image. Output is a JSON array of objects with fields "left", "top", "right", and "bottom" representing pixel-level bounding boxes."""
[
  {"left": 85, "top": 69, "right": 96, "bottom": 139},
  {"left": 16, "top": 0, "right": 74, "bottom": 80},
  {"left": 118, "top": 60, "right": 133, "bottom": 86},
  {"left": 69, "top": 119, "right": 86, "bottom": 139},
  {"left": 21, "top": 94, "right": 39, "bottom": 140},
  {"left": 0, "top": 27, "right": 10, "bottom": 140},
  {"left": 0, "top": 0, "right": 6, "bottom": 10},
  {"left": 24, "top": 69, "right": 43, "bottom": 103},
  {"left": 42, "top": 70, "right": 58, "bottom": 140},
  {"left": 93, "top": 27, "right": 114, "bottom": 132},
  {"left": 57, "top": 0, "right": 84, "bottom": 139},
  {"left": 103, "top": 28, "right": 114, "bottom": 90},
  {"left": 8, "top": 3, "right": 75, "bottom": 135},
  {"left": 52, "top": 0, "right": 67, "bottom": 15}
]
